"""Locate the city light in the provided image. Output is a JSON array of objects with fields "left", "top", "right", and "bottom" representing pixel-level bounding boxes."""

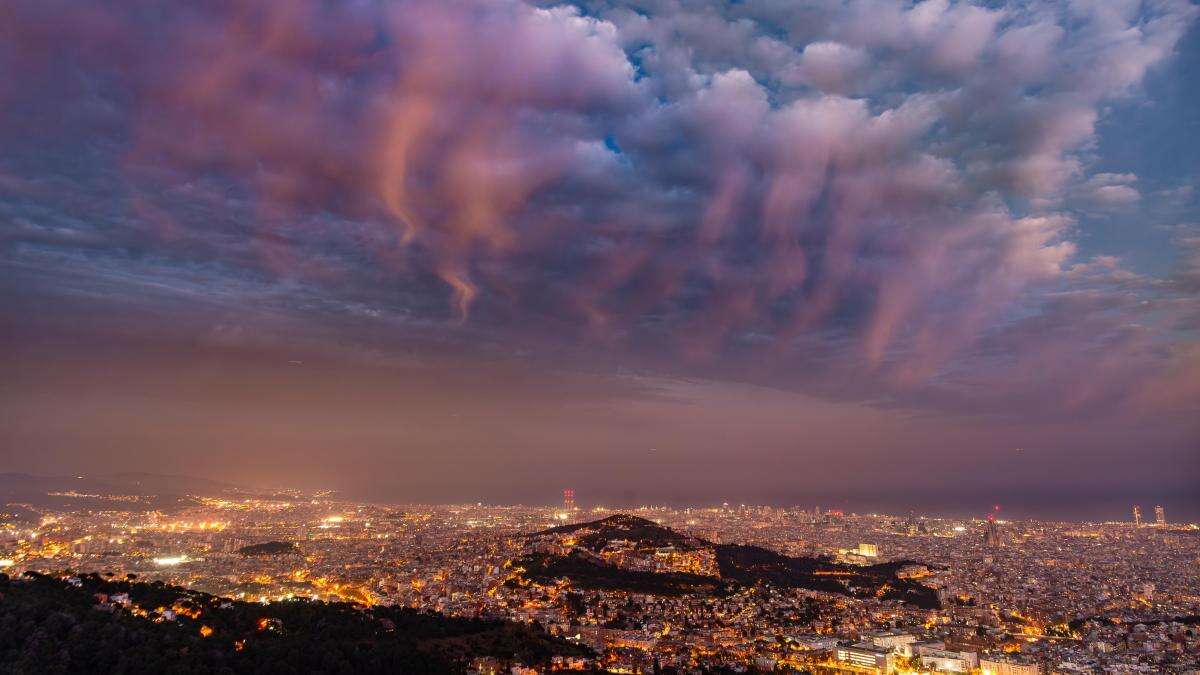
[{"left": 3, "top": 494, "right": 1197, "bottom": 673}]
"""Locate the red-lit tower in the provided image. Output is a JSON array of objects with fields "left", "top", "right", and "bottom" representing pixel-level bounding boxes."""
[
  {"left": 563, "top": 489, "right": 576, "bottom": 511},
  {"left": 984, "top": 505, "right": 1002, "bottom": 548}
]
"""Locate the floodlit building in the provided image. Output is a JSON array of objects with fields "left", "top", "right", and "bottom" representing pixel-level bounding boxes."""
[
  {"left": 836, "top": 643, "right": 896, "bottom": 672},
  {"left": 918, "top": 645, "right": 978, "bottom": 672},
  {"left": 864, "top": 629, "right": 919, "bottom": 655}
]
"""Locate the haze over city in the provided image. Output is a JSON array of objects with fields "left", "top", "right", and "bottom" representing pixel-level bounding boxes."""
[{"left": 2, "top": 0, "right": 1199, "bottom": 520}]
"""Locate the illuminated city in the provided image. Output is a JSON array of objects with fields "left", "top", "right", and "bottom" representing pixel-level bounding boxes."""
[{"left": 2, "top": 479, "right": 1198, "bottom": 673}]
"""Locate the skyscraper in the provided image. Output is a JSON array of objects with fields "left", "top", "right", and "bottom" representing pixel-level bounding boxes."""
[
  {"left": 1132, "top": 505, "right": 1142, "bottom": 527},
  {"left": 1154, "top": 505, "right": 1165, "bottom": 525},
  {"left": 562, "top": 489, "right": 576, "bottom": 512}
]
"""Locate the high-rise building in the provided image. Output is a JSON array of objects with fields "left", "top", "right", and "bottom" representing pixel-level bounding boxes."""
[
  {"left": 1132, "top": 505, "right": 1142, "bottom": 527},
  {"left": 1154, "top": 505, "right": 1165, "bottom": 525},
  {"left": 562, "top": 489, "right": 576, "bottom": 512}
]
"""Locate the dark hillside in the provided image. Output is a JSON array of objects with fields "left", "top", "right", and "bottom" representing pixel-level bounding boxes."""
[{"left": 0, "top": 572, "right": 590, "bottom": 674}]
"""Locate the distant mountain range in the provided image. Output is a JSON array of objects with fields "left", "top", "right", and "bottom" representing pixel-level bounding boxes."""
[
  {"left": 0, "top": 472, "right": 240, "bottom": 496},
  {"left": 0, "top": 472, "right": 247, "bottom": 512},
  {"left": 104, "top": 472, "right": 243, "bottom": 495},
  {"left": 517, "top": 514, "right": 940, "bottom": 609}
]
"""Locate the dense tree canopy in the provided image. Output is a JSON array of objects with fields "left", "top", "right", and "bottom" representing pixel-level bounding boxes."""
[{"left": 0, "top": 572, "right": 589, "bottom": 674}]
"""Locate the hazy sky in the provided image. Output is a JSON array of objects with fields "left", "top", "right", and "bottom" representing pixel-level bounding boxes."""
[{"left": 1, "top": 0, "right": 1198, "bottom": 520}]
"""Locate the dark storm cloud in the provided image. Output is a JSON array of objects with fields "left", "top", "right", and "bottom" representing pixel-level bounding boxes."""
[{"left": 1, "top": 0, "right": 1198, "bottom": 425}]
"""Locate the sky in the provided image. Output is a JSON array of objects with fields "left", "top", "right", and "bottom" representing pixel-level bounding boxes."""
[{"left": 1, "top": 0, "right": 1198, "bottom": 521}]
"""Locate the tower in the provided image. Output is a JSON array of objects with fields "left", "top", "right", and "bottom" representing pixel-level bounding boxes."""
[
  {"left": 1132, "top": 505, "right": 1142, "bottom": 527},
  {"left": 1154, "top": 505, "right": 1165, "bottom": 526},
  {"left": 982, "top": 505, "right": 1002, "bottom": 548},
  {"left": 984, "top": 516, "right": 1001, "bottom": 548},
  {"left": 562, "top": 489, "right": 576, "bottom": 512}
]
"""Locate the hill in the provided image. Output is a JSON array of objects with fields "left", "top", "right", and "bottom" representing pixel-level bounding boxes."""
[
  {"left": 530, "top": 514, "right": 705, "bottom": 551},
  {"left": 0, "top": 472, "right": 241, "bottom": 497},
  {"left": 0, "top": 474, "right": 186, "bottom": 513},
  {"left": 103, "top": 472, "right": 242, "bottom": 496},
  {"left": 236, "top": 541, "right": 301, "bottom": 556},
  {"left": 524, "top": 514, "right": 940, "bottom": 608},
  {"left": 513, "top": 550, "right": 728, "bottom": 597},
  {"left": 0, "top": 572, "right": 592, "bottom": 674},
  {"left": 712, "top": 543, "right": 940, "bottom": 608},
  {"left": 0, "top": 472, "right": 244, "bottom": 513}
]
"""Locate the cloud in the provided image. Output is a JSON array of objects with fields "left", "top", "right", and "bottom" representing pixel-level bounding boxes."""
[
  {"left": 797, "top": 41, "right": 869, "bottom": 93},
  {"left": 1074, "top": 172, "right": 1141, "bottom": 208},
  {"left": 0, "top": 0, "right": 1197, "bottom": 420}
]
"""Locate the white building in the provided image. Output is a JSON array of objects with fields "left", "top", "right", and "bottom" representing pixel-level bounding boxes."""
[
  {"left": 864, "top": 629, "right": 920, "bottom": 656},
  {"left": 917, "top": 645, "right": 978, "bottom": 672},
  {"left": 837, "top": 643, "right": 897, "bottom": 672}
]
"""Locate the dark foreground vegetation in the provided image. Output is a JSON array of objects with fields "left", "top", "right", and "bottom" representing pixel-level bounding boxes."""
[{"left": 0, "top": 571, "right": 590, "bottom": 674}]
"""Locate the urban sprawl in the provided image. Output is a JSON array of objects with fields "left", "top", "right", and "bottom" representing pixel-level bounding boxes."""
[{"left": 2, "top": 489, "right": 1198, "bottom": 674}]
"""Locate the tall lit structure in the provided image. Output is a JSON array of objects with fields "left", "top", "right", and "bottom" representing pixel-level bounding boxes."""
[
  {"left": 562, "top": 489, "right": 576, "bottom": 511},
  {"left": 984, "top": 516, "right": 1001, "bottom": 548},
  {"left": 981, "top": 505, "right": 1003, "bottom": 548},
  {"left": 1154, "top": 505, "right": 1165, "bottom": 525},
  {"left": 1132, "top": 505, "right": 1142, "bottom": 527}
]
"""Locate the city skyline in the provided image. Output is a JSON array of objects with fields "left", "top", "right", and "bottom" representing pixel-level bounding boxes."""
[{"left": 0, "top": 470, "right": 1194, "bottom": 524}]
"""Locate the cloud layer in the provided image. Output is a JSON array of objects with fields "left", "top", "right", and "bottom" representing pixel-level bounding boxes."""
[{"left": 1, "top": 0, "right": 1198, "bottom": 420}]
